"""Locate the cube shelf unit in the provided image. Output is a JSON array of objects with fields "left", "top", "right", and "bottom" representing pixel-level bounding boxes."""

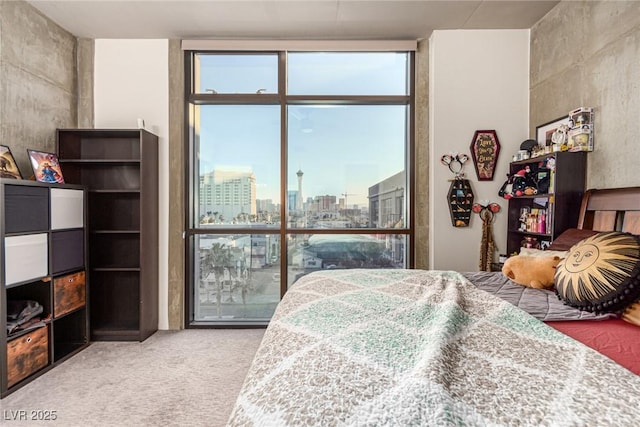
[
  {"left": 57, "top": 129, "right": 158, "bottom": 342},
  {"left": 506, "top": 151, "right": 587, "bottom": 255},
  {"left": 1, "top": 179, "right": 89, "bottom": 398}
]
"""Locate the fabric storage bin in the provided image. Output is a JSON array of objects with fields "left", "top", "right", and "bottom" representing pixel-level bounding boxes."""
[
  {"left": 53, "top": 271, "right": 86, "bottom": 318},
  {"left": 50, "top": 188, "right": 84, "bottom": 230},
  {"left": 4, "top": 234, "right": 48, "bottom": 285},
  {"left": 51, "top": 230, "right": 84, "bottom": 274},
  {"left": 4, "top": 185, "right": 49, "bottom": 234},
  {"left": 7, "top": 325, "right": 49, "bottom": 387}
]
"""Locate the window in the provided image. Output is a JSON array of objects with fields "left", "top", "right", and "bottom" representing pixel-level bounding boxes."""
[{"left": 186, "top": 51, "right": 414, "bottom": 326}]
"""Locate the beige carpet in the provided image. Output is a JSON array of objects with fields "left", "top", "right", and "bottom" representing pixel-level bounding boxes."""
[{"left": 0, "top": 329, "right": 265, "bottom": 427}]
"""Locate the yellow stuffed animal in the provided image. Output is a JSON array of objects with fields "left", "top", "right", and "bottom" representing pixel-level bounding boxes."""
[{"left": 501, "top": 255, "right": 561, "bottom": 289}]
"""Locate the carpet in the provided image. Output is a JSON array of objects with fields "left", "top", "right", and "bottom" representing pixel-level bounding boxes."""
[{"left": 0, "top": 329, "right": 265, "bottom": 427}]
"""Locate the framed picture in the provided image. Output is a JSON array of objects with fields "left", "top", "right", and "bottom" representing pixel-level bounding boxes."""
[
  {"left": 469, "top": 130, "right": 500, "bottom": 181},
  {"left": 536, "top": 116, "right": 570, "bottom": 148},
  {"left": 0, "top": 145, "right": 23, "bottom": 179},
  {"left": 27, "top": 149, "right": 65, "bottom": 183}
]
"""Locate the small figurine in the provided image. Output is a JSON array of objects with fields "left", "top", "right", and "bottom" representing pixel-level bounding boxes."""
[
  {"left": 498, "top": 166, "right": 538, "bottom": 199},
  {"left": 551, "top": 124, "right": 569, "bottom": 146}
]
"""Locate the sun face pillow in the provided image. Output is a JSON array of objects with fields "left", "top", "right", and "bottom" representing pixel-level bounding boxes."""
[
  {"left": 547, "top": 228, "right": 598, "bottom": 251},
  {"left": 554, "top": 231, "right": 640, "bottom": 313}
]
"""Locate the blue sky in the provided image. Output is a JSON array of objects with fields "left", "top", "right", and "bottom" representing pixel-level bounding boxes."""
[{"left": 197, "top": 52, "right": 408, "bottom": 206}]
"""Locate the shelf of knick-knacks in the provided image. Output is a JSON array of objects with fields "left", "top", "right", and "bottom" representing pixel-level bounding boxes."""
[{"left": 447, "top": 178, "right": 474, "bottom": 227}]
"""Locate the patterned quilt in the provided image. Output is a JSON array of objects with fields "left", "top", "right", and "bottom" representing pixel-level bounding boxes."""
[{"left": 227, "top": 269, "right": 640, "bottom": 426}]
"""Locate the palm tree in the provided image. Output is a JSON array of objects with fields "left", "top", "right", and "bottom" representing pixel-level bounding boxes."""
[{"left": 202, "top": 242, "right": 233, "bottom": 317}]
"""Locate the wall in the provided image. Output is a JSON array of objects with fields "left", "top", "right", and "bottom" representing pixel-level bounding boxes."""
[
  {"left": 414, "top": 40, "right": 429, "bottom": 269},
  {"left": 531, "top": 0, "right": 640, "bottom": 189},
  {"left": 7, "top": 0, "right": 592, "bottom": 324},
  {"left": 429, "top": 30, "right": 530, "bottom": 271},
  {"left": 0, "top": 0, "right": 77, "bottom": 176},
  {"left": 167, "top": 40, "right": 185, "bottom": 329},
  {"left": 77, "top": 39, "right": 94, "bottom": 128},
  {"left": 94, "top": 40, "right": 170, "bottom": 329}
]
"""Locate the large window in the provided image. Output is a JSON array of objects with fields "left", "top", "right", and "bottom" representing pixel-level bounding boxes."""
[{"left": 186, "top": 50, "right": 414, "bottom": 326}]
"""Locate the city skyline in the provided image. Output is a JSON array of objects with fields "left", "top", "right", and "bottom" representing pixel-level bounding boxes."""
[
  {"left": 198, "top": 166, "right": 405, "bottom": 232},
  {"left": 199, "top": 166, "right": 404, "bottom": 214},
  {"left": 197, "top": 104, "right": 406, "bottom": 207}
]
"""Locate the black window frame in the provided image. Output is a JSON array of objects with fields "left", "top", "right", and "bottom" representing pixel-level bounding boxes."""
[{"left": 184, "top": 50, "right": 416, "bottom": 327}]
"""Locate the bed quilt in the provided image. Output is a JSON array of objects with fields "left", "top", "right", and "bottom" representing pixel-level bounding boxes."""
[{"left": 227, "top": 269, "right": 640, "bottom": 426}]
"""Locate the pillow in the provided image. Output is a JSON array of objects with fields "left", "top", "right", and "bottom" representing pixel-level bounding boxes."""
[
  {"left": 554, "top": 231, "right": 640, "bottom": 313},
  {"left": 622, "top": 302, "right": 640, "bottom": 327},
  {"left": 547, "top": 228, "right": 598, "bottom": 251},
  {"left": 518, "top": 247, "right": 568, "bottom": 259}
]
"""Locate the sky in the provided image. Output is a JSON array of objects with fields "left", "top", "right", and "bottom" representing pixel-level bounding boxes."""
[{"left": 196, "top": 52, "right": 409, "bottom": 207}]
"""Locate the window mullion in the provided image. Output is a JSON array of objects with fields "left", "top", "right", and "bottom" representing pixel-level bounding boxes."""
[{"left": 279, "top": 51, "right": 288, "bottom": 299}]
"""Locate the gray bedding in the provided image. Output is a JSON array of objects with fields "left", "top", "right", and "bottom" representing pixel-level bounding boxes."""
[{"left": 462, "top": 271, "right": 618, "bottom": 321}]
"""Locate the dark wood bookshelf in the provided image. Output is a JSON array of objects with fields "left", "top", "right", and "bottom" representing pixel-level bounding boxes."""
[
  {"left": 0, "top": 179, "right": 89, "bottom": 398},
  {"left": 506, "top": 151, "right": 586, "bottom": 255},
  {"left": 57, "top": 129, "right": 158, "bottom": 342}
]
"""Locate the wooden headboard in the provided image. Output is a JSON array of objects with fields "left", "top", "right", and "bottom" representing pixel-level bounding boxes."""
[
  {"left": 579, "top": 187, "right": 640, "bottom": 325},
  {"left": 578, "top": 187, "right": 640, "bottom": 235}
]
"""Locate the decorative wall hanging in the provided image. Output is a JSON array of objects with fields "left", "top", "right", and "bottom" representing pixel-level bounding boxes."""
[
  {"left": 472, "top": 201, "right": 501, "bottom": 271},
  {"left": 442, "top": 153, "right": 474, "bottom": 228},
  {"left": 469, "top": 130, "right": 500, "bottom": 181}
]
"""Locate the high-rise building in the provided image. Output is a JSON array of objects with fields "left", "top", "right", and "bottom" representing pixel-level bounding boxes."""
[
  {"left": 199, "top": 169, "right": 256, "bottom": 221},
  {"left": 315, "top": 195, "right": 337, "bottom": 211},
  {"left": 256, "top": 199, "right": 277, "bottom": 214},
  {"left": 287, "top": 190, "right": 299, "bottom": 212},
  {"left": 368, "top": 171, "right": 405, "bottom": 228},
  {"left": 296, "top": 169, "right": 304, "bottom": 211}
]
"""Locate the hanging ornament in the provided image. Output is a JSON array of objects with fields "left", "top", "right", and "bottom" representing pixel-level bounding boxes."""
[{"left": 472, "top": 201, "right": 501, "bottom": 271}]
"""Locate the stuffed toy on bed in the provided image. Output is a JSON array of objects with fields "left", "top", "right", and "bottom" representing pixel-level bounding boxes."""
[{"left": 501, "top": 255, "right": 561, "bottom": 289}]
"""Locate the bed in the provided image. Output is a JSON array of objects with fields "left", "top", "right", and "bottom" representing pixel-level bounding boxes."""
[{"left": 227, "top": 187, "right": 640, "bottom": 426}]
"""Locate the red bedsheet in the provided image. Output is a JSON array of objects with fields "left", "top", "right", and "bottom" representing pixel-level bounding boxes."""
[{"left": 548, "top": 319, "right": 640, "bottom": 375}]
